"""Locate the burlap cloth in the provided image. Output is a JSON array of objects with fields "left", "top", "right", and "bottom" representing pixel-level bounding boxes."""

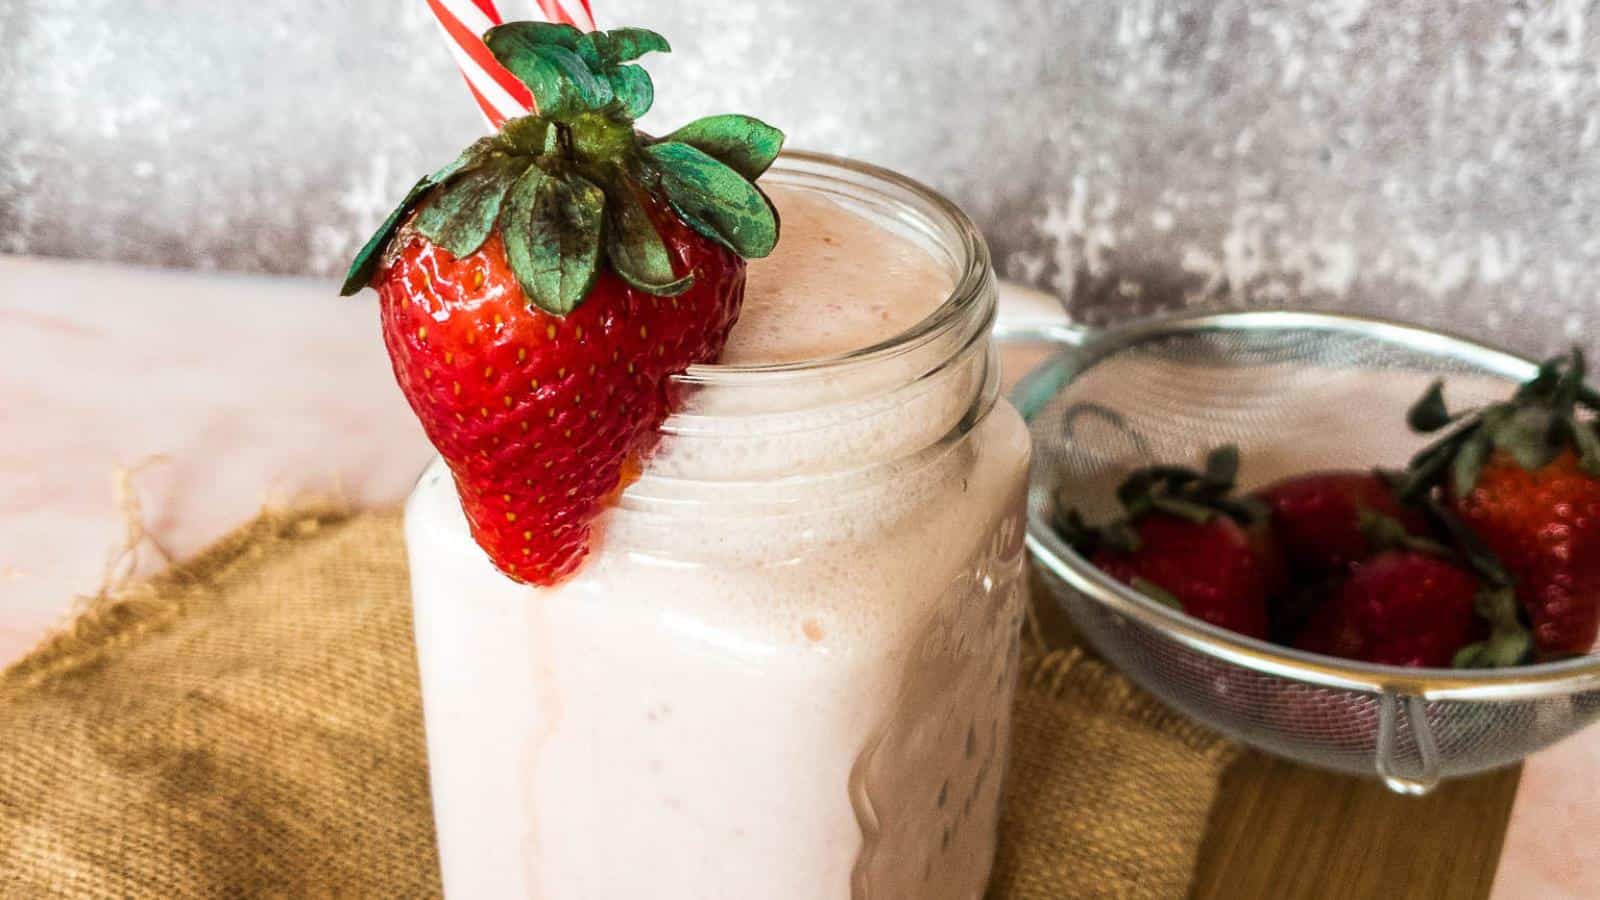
[{"left": 0, "top": 507, "right": 1237, "bottom": 899}]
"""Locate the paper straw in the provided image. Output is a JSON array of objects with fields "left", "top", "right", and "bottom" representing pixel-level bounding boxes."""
[
  {"left": 424, "top": 0, "right": 598, "bottom": 129},
  {"left": 535, "top": 0, "right": 597, "bottom": 31}
]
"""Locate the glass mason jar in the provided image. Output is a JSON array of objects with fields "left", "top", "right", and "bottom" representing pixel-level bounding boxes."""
[{"left": 406, "top": 153, "right": 1032, "bottom": 900}]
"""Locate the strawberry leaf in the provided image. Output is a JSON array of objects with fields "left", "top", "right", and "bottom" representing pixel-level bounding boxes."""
[
  {"left": 503, "top": 167, "right": 604, "bottom": 315},
  {"left": 1143, "top": 466, "right": 1202, "bottom": 486},
  {"left": 1116, "top": 470, "right": 1156, "bottom": 511},
  {"left": 598, "top": 27, "right": 671, "bottom": 64},
  {"left": 1218, "top": 496, "right": 1270, "bottom": 524},
  {"left": 1517, "top": 355, "right": 1565, "bottom": 402},
  {"left": 1150, "top": 496, "right": 1216, "bottom": 523},
  {"left": 1401, "top": 417, "right": 1479, "bottom": 499},
  {"left": 482, "top": 25, "right": 666, "bottom": 120},
  {"left": 606, "top": 65, "right": 654, "bottom": 119},
  {"left": 1104, "top": 522, "right": 1143, "bottom": 553},
  {"left": 1493, "top": 406, "right": 1559, "bottom": 472},
  {"left": 1453, "top": 631, "right": 1532, "bottom": 668},
  {"left": 1574, "top": 418, "right": 1600, "bottom": 478},
  {"left": 661, "top": 115, "right": 785, "bottom": 181},
  {"left": 647, "top": 141, "right": 779, "bottom": 258},
  {"left": 1358, "top": 509, "right": 1448, "bottom": 556},
  {"left": 1456, "top": 586, "right": 1532, "bottom": 668},
  {"left": 568, "top": 31, "right": 602, "bottom": 69},
  {"left": 1052, "top": 506, "right": 1097, "bottom": 551},
  {"left": 486, "top": 26, "right": 611, "bottom": 117},
  {"left": 487, "top": 20, "right": 586, "bottom": 50},
  {"left": 604, "top": 185, "right": 693, "bottom": 295},
  {"left": 341, "top": 176, "right": 430, "bottom": 296},
  {"left": 1553, "top": 347, "right": 1586, "bottom": 414},
  {"left": 1424, "top": 496, "right": 1513, "bottom": 586},
  {"left": 1407, "top": 379, "right": 1452, "bottom": 433},
  {"left": 1203, "top": 444, "right": 1240, "bottom": 490},
  {"left": 1451, "top": 429, "right": 1492, "bottom": 498},
  {"left": 1132, "top": 577, "right": 1183, "bottom": 611},
  {"left": 413, "top": 155, "right": 530, "bottom": 259},
  {"left": 430, "top": 136, "right": 505, "bottom": 184},
  {"left": 1475, "top": 584, "right": 1522, "bottom": 631},
  {"left": 1103, "top": 445, "right": 1253, "bottom": 527},
  {"left": 339, "top": 138, "right": 501, "bottom": 295},
  {"left": 538, "top": 44, "right": 613, "bottom": 108}
]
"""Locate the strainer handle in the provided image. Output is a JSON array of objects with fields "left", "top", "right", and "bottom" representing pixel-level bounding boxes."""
[
  {"left": 1375, "top": 690, "right": 1440, "bottom": 795},
  {"left": 994, "top": 319, "right": 1090, "bottom": 347},
  {"left": 994, "top": 283, "right": 1093, "bottom": 421},
  {"left": 993, "top": 282, "right": 1091, "bottom": 349}
]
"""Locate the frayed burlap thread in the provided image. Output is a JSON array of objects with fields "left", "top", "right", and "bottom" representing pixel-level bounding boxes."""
[{"left": 1, "top": 509, "right": 1232, "bottom": 899}]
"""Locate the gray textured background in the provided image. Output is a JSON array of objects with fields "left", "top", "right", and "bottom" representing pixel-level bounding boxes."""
[{"left": 2, "top": 0, "right": 1597, "bottom": 356}]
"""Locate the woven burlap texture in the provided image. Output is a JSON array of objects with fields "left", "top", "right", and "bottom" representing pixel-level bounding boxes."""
[{"left": 0, "top": 508, "right": 1236, "bottom": 899}]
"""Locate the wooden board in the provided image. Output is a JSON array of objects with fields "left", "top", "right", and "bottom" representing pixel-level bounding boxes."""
[
  {"left": 1026, "top": 570, "right": 1521, "bottom": 899},
  {"left": 1191, "top": 756, "right": 1519, "bottom": 899}
]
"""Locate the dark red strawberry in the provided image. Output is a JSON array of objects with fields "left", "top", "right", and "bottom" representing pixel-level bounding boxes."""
[
  {"left": 1090, "top": 514, "right": 1275, "bottom": 638},
  {"left": 1453, "top": 449, "right": 1600, "bottom": 655},
  {"left": 1402, "top": 350, "right": 1600, "bottom": 655},
  {"left": 1255, "top": 471, "right": 1428, "bottom": 577},
  {"left": 1057, "top": 446, "right": 1281, "bottom": 639},
  {"left": 1294, "top": 551, "right": 1482, "bottom": 667},
  {"left": 341, "top": 22, "right": 784, "bottom": 583}
]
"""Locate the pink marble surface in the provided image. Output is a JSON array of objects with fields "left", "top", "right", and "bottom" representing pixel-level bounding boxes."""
[
  {"left": 1494, "top": 737, "right": 1600, "bottom": 899},
  {"left": 1, "top": 255, "right": 432, "bottom": 658},
  {"left": 0, "top": 255, "right": 1590, "bottom": 897}
]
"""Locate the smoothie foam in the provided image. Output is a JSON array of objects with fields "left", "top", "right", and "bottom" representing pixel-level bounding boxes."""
[{"left": 719, "top": 187, "right": 956, "bottom": 365}]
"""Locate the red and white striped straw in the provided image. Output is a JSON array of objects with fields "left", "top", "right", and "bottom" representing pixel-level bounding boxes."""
[{"left": 424, "top": 0, "right": 598, "bottom": 129}]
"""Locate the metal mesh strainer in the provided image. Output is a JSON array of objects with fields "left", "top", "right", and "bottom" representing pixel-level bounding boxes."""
[{"left": 1012, "top": 310, "right": 1600, "bottom": 794}]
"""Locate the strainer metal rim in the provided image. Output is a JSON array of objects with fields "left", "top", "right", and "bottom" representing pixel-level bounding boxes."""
[{"left": 1016, "top": 308, "right": 1600, "bottom": 701}]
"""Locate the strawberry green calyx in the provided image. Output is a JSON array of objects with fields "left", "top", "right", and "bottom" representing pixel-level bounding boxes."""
[
  {"left": 1402, "top": 349, "right": 1600, "bottom": 500},
  {"left": 1056, "top": 445, "right": 1265, "bottom": 555},
  {"left": 340, "top": 22, "right": 784, "bottom": 315},
  {"left": 1454, "top": 583, "right": 1534, "bottom": 669},
  {"left": 1356, "top": 509, "right": 1449, "bottom": 558}
]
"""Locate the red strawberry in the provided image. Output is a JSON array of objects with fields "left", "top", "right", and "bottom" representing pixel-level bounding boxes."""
[
  {"left": 340, "top": 22, "right": 784, "bottom": 583},
  {"left": 1090, "top": 514, "right": 1275, "bottom": 639},
  {"left": 1294, "top": 551, "right": 1482, "bottom": 667},
  {"left": 1255, "top": 471, "right": 1428, "bottom": 577},
  {"left": 374, "top": 215, "right": 740, "bottom": 583},
  {"left": 1058, "top": 446, "right": 1281, "bottom": 639},
  {"left": 1454, "top": 449, "right": 1600, "bottom": 654},
  {"left": 1403, "top": 351, "right": 1600, "bottom": 654}
]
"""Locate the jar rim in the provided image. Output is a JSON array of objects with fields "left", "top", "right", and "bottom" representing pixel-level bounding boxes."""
[
  {"left": 631, "top": 149, "right": 1002, "bottom": 493},
  {"left": 670, "top": 149, "right": 993, "bottom": 387}
]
